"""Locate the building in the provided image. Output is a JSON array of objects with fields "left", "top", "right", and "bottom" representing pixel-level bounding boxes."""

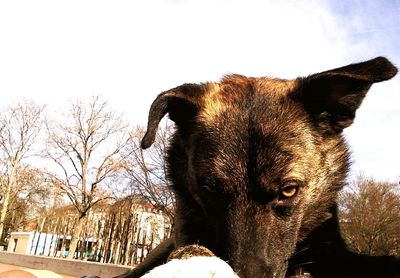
[{"left": 7, "top": 195, "right": 172, "bottom": 266}]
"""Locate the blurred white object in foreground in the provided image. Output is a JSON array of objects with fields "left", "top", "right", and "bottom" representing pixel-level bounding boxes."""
[{"left": 141, "top": 256, "right": 239, "bottom": 278}]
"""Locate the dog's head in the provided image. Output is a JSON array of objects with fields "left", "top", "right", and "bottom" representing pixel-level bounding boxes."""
[{"left": 141, "top": 57, "right": 397, "bottom": 278}]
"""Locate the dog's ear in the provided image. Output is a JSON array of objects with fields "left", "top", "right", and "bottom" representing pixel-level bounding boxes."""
[
  {"left": 298, "top": 56, "right": 397, "bottom": 133},
  {"left": 141, "top": 83, "right": 206, "bottom": 149}
]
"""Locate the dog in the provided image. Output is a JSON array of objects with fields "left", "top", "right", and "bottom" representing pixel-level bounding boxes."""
[{"left": 116, "top": 57, "right": 399, "bottom": 278}]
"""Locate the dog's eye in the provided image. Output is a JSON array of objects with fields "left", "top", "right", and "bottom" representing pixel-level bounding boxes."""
[
  {"left": 280, "top": 184, "right": 299, "bottom": 199},
  {"left": 203, "top": 184, "right": 216, "bottom": 192},
  {"left": 198, "top": 176, "right": 218, "bottom": 192}
]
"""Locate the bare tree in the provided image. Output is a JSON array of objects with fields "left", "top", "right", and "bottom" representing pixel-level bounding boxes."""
[
  {"left": 123, "top": 124, "right": 175, "bottom": 224},
  {"left": 45, "top": 96, "right": 129, "bottom": 259},
  {"left": 9, "top": 167, "right": 56, "bottom": 230},
  {"left": 0, "top": 100, "right": 45, "bottom": 242},
  {"left": 339, "top": 176, "right": 400, "bottom": 256}
]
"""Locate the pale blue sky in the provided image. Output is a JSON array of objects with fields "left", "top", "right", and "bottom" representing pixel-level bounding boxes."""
[{"left": 0, "top": 0, "right": 399, "bottom": 182}]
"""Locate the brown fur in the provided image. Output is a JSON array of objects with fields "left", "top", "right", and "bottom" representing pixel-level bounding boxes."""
[
  {"left": 168, "top": 244, "right": 215, "bottom": 261},
  {"left": 117, "top": 57, "right": 399, "bottom": 278}
]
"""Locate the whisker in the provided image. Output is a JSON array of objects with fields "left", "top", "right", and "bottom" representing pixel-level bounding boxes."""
[
  {"left": 289, "top": 260, "right": 317, "bottom": 269},
  {"left": 292, "top": 241, "right": 333, "bottom": 257}
]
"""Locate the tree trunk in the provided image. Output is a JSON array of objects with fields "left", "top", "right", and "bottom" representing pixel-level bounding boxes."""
[
  {"left": 0, "top": 184, "right": 11, "bottom": 242},
  {"left": 67, "top": 216, "right": 85, "bottom": 259},
  {"left": 0, "top": 165, "right": 17, "bottom": 242}
]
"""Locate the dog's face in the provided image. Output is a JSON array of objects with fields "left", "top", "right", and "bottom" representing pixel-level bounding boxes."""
[{"left": 141, "top": 57, "right": 397, "bottom": 278}]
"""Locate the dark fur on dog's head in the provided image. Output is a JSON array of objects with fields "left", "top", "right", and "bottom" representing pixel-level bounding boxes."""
[{"left": 141, "top": 57, "right": 397, "bottom": 278}]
